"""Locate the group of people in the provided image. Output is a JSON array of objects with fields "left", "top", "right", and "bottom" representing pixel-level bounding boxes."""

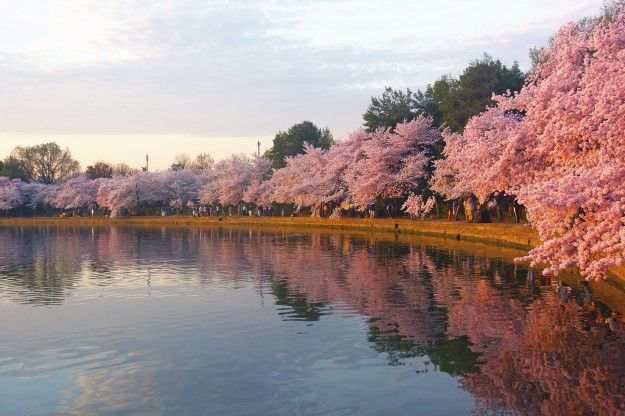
[
  {"left": 447, "top": 196, "right": 478, "bottom": 222},
  {"left": 156, "top": 195, "right": 524, "bottom": 223},
  {"left": 186, "top": 204, "right": 275, "bottom": 218}
]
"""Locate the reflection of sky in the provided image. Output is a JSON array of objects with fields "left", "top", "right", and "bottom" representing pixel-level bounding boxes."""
[
  {"left": 1, "top": 281, "right": 473, "bottom": 414},
  {"left": 0, "top": 370, "right": 68, "bottom": 415}
]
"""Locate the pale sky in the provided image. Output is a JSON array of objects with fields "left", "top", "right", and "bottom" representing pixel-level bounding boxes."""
[{"left": 0, "top": 0, "right": 604, "bottom": 171}]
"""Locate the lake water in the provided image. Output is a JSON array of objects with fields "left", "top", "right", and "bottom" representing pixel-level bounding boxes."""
[{"left": 0, "top": 225, "right": 624, "bottom": 415}]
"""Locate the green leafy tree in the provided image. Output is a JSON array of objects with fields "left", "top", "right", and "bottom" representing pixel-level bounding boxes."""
[
  {"left": 414, "top": 75, "right": 455, "bottom": 128},
  {"left": 11, "top": 142, "right": 81, "bottom": 184},
  {"left": 266, "top": 121, "right": 334, "bottom": 169},
  {"left": 0, "top": 156, "right": 29, "bottom": 181},
  {"left": 363, "top": 87, "right": 419, "bottom": 132},
  {"left": 363, "top": 78, "right": 456, "bottom": 132},
  {"left": 442, "top": 54, "right": 525, "bottom": 132},
  {"left": 365, "top": 56, "right": 525, "bottom": 134},
  {"left": 85, "top": 161, "right": 114, "bottom": 179}
]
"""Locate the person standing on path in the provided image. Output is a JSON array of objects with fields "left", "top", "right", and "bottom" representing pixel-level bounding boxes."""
[{"left": 464, "top": 196, "right": 476, "bottom": 222}]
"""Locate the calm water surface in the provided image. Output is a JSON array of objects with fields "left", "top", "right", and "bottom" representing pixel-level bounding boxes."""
[{"left": 0, "top": 225, "right": 624, "bottom": 415}]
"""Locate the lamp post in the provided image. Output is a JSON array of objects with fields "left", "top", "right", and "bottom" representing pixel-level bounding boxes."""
[
  {"left": 146, "top": 154, "right": 149, "bottom": 172},
  {"left": 257, "top": 141, "right": 261, "bottom": 157}
]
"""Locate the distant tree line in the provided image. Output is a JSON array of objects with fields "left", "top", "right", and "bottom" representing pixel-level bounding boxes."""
[
  {"left": 0, "top": 142, "right": 141, "bottom": 183},
  {"left": 362, "top": 54, "right": 525, "bottom": 134}
]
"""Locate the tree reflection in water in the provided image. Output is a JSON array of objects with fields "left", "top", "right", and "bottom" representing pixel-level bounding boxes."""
[{"left": 1, "top": 225, "right": 624, "bottom": 414}]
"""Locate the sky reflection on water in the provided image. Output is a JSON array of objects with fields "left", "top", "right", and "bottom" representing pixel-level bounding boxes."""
[{"left": 0, "top": 225, "right": 624, "bottom": 415}]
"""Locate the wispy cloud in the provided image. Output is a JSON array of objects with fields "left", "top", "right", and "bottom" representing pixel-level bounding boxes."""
[{"left": 0, "top": 0, "right": 605, "bottom": 141}]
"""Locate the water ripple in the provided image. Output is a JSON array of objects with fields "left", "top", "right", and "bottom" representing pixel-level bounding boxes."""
[{"left": 0, "top": 225, "right": 623, "bottom": 415}]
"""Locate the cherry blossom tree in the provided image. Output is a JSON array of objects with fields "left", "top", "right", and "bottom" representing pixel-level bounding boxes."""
[
  {"left": 52, "top": 175, "right": 99, "bottom": 211},
  {"left": 0, "top": 177, "right": 23, "bottom": 213},
  {"left": 431, "top": 109, "right": 533, "bottom": 204},
  {"left": 344, "top": 116, "right": 439, "bottom": 210},
  {"left": 430, "top": 152, "right": 466, "bottom": 201},
  {"left": 263, "top": 118, "right": 438, "bottom": 217},
  {"left": 317, "top": 129, "right": 368, "bottom": 210},
  {"left": 20, "top": 182, "right": 48, "bottom": 210},
  {"left": 197, "top": 173, "right": 219, "bottom": 207},
  {"left": 434, "top": 4, "right": 625, "bottom": 280},
  {"left": 170, "top": 198, "right": 183, "bottom": 214},
  {"left": 264, "top": 144, "right": 335, "bottom": 214},
  {"left": 40, "top": 183, "right": 61, "bottom": 209},
  {"left": 262, "top": 129, "right": 367, "bottom": 216},
  {"left": 198, "top": 155, "right": 270, "bottom": 207},
  {"left": 242, "top": 179, "right": 271, "bottom": 206},
  {"left": 96, "top": 172, "right": 165, "bottom": 217},
  {"left": 161, "top": 169, "right": 207, "bottom": 208},
  {"left": 401, "top": 193, "right": 436, "bottom": 219},
  {"left": 96, "top": 176, "right": 134, "bottom": 217},
  {"left": 244, "top": 156, "right": 272, "bottom": 203},
  {"left": 497, "top": 5, "right": 625, "bottom": 280}
]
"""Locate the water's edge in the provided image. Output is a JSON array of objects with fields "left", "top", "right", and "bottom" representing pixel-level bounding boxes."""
[
  {"left": 3, "top": 216, "right": 625, "bottom": 286},
  {"left": 1, "top": 216, "right": 539, "bottom": 247}
]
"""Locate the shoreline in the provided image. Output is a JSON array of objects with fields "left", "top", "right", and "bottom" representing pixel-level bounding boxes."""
[
  {"left": 0, "top": 215, "right": 540, "bottom": 249},
  {"left": 3, "top": 215, "right": 625, "bottom": 312}
]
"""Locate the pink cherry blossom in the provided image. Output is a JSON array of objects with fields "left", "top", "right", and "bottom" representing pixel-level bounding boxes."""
[
  {"left": 53, "top": 175, "right": 99, "bottom": 210},
  {"left": 344, "top": 116, "right": 439, "bottom": 210},
  {"left": 434, "top": 5, "right": 625, "bottom": 280},
  {"left": 0, "top": 177, "right": 23, "bottom": 212},
  {"left": 401, "top": 193, "right": 436, "bottom": 219},
  {"left": 198, "top": 155, "right": 270, "bottom": 206},
  {"left": 432, "top": 109, "right": 534, "bottom": 204}
]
